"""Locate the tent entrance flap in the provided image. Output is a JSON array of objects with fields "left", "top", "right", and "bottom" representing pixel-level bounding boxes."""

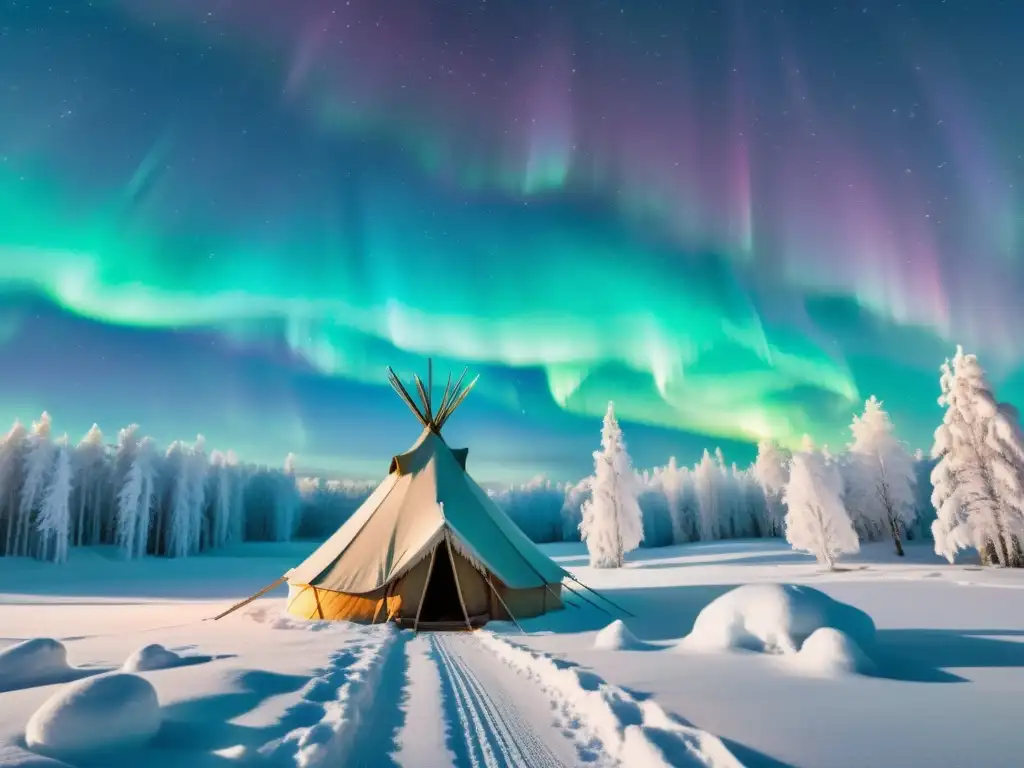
[{"left": 417, "top": 543, "right": 466, "bottom": 623}]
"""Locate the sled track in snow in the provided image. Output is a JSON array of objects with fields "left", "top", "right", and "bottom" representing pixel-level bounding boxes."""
[{"left": 431, "top": 633, "right": 571, "bottom": 768}]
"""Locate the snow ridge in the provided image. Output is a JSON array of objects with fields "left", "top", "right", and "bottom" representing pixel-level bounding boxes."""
[
  {"left": 477, "top": 632, "right": 743, "bottom": 768},
  {"left": 257, "top": 626, "right": 399, "bottom": 767}
]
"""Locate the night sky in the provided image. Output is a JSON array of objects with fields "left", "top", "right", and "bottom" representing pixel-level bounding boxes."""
[{"left": 1, "top": 1, "right": 1021, "bottom": 481}]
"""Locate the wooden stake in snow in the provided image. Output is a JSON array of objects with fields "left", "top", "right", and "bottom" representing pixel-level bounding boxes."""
[{"left": 210, "top": 576, "right": 287, "bottom": 621}]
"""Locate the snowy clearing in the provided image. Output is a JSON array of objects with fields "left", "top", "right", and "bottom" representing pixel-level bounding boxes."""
[{"left": 1, "top": 539, "right": 1023, "bottom": 767}]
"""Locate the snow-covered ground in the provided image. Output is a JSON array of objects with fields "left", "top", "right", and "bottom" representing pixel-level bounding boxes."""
[{"left": 1, "top": 539, "right": 1022, "bottom": 767}]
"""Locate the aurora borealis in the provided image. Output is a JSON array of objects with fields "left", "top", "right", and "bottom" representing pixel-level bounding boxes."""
[{"left": 1, "top": 1, "right": 1021, "bottom": 481}]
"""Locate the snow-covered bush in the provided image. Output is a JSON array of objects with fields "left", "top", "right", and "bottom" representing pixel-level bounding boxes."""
[{"left": 680, "top": 583, "right": 876, "bottom": 656}]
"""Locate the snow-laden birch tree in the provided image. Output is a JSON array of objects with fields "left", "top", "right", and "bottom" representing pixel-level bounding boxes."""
[
  {"left": 579, "top": 402, "right": 644, "bottom": 568},
  {"left": 0, "top": 421, "right": 28, "bottom": 557},
  {"left": 784, "top": 440, "right": 859, "bottom": 569},
  {"left": 164, "top": 441, "right": 193, "bottom": 557},
  {"left": 208, "top": 451, "right": 233, "bottom": 550},
  {"left": 754, "top": 440, "right": 790, "bottom": 537},
  {"left": 37, "top": 435, "right": 72, "bottom": 563},
  {"left": 930, "top": 347, "right": 1024, "bottom": 567},
  {"left": 72, "top": 425, "right": 107, "bottom": 547},
  {"left": 17, "top": 413, "right": 56, "bottom": 557},
  {"left": 693, "top": 449, "right": 725, "bottom": 541},
  {"left": 845, "top": 396, "right": 918, "bottom": 555},
  {"left": 116, "top": 434, "right": 158, "bottom": 560}
]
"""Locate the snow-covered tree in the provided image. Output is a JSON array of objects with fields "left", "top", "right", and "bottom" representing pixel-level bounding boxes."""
[
  {"left": 0, "top": 421, "right": 28, "bottom": 557},
  {"left": 37, "top": 436, "right": 72, "bottom": 563},
  {"left": 930, "top": 347, "right": 1024, "bottom": 567},
  {"left": 187, "top": 436, "right": 209, "bottom": 550},
  {"left": 579, "top": 402, "right": 644, "bottom": 568},
  {"left": 116, "top": 433, "right": 158, "bottom": 560},
  {"left": 783, "top": 443, "right": 859, "bottom": 569},
  {"left": 164, "top": 441, "right": 193, "bottom": 557},
  {"left": 753, "top": 440, "right": 790, "bottom": 537},
  {"left": 845, "top": 396, "right": 918, "bottom": 555},
  {"left": 70, "top": 425, "right": 107, "bottom": 546},
  {"left": 692, "top": 449, "right": 725, "bottom": 541},
  {"left": 16, "top": 413, "right": 56, "bottom": 557},
  {"left": 207, "top": 451, "right": 233, "bottom": 550},
  {"left": 272, "top": 453, "right": 301, "bottom": 543},
  {"left": 561, "top": 476, "right": 590, "bottom": 542}
]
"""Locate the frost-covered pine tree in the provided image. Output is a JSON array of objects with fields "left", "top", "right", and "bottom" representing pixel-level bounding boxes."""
[
  {"left": 226, "top": 450, "right": 246, "bottom": 544},
  {"left": 846, "top": 396, "right": 918, "bottom": 555},
  {"left": 0, "top": 420, "right": 28, "bottom": 557},
  {"left": 579, "top": 402, "right": 644, "bottom": 567},
  {"left": 187, "top": 436, "right": 209, "bottom": 550},
  {"left": 72, "top": 425, "right": 107, "bottom": 547},
  {"left": 116, "top": 434, "right": 158, "bottom": 560},
  {"left": 692, "top": 449, "right": 725, "bottom": 541},
  {"left": 164, "top": 441, "right": 193, "bottom": 557},
  {"left": 561, "top": 476, "right": 590, "bottom": 542},
  {"left": 36, "top": 435, "right": 72, "bottom": 563},
  {"left": 931, "top": 347, "right": 1024, "bottom": 567},
  {"left": 783, "top": 441, "right": 859, "bottom": 569},
  {"left": 273, "top": 453, "right": 300, "bottom": 543},
  {"left": 16, "top": 413, "right": 56, "bottom": 557},
  {"left": 207, "top": 451, "right": 233, "bottom": 550},
  {"left": 753, "top": 440, "right": 790, "bottom": 537}
]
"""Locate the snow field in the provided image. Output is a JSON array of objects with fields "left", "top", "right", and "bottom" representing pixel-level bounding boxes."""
[
  {"left": 478, "top": 631, "right": 742, "bottom": 767},
  {"left": 2, "top": 539, "right": 1023, "bottom": 767}
]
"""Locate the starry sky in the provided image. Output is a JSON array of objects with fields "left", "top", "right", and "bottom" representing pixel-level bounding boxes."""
[{"left": 0, "top": 0, "right": 1021, "bottom": 482}]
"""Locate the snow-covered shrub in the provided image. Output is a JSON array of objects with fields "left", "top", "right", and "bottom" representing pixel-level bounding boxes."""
[{"left": 680, "top": 583, "right": 876, "bottom": 655}]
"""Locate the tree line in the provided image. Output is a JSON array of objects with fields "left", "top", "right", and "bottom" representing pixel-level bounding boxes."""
[
  {"left": 2, "top": 346, "right": 1018, "bottom": 569},
  {"left": 571, "top": 345, "right": 1024, "bottom": 569}
]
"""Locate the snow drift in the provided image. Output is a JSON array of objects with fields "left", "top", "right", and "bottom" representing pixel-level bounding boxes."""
[
  {"left": 122, "top": 644, "right": 194, "bottom": 672},
  {"left": 0, "top": 639, "right": 74, "bottom": 692},
  {"left": 795, "top": 628, "right": 876, "bottom": 677},
  {"left": 680, "top": 583, "right": 876, "bottom": 655},
  {"left": 593, "top": 620, "right": 650, "bottom": 651},
  {"left": 25, "top": 673, "right": 161, "bottom": 759}
]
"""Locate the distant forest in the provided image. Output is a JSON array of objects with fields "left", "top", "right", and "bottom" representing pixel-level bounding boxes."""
[{"left": 0, "top": 411, "right": 938, "bottom": 564}]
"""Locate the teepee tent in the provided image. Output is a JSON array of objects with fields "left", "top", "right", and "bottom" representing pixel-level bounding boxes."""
[{"left": 273, "top": 363, "right": 569, "bottom": 629}]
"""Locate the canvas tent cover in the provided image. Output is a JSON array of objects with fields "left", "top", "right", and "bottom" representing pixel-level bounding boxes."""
[{"left": 286, "top": 429, "right": 566, "bottom": 599}]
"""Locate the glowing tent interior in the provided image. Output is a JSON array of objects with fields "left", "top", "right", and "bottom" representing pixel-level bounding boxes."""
[{"left": 219, "top": 362, "right": 574, "bottom": 630}]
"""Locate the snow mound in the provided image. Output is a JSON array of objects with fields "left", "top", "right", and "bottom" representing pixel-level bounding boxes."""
[
  {"left": 122, "top": 644, "right": 185, "bottom": 672},
  {"left": 796, "top": 628, "right": 876, "bottom": 676},
  {"left": 25, "top": 673, "right": 161, "bottom": 759},
  {"left": 479, "top": 632, "right": 742, "bottom": 767},
  {"left": 681, "top": 583, "right": 876, "bottom": 655},
  {"left": 0, "top": 639, "right": 72, "bottom": 692},
  {"left": 594, "top": 620, "right": 648, "bottom": 651}
]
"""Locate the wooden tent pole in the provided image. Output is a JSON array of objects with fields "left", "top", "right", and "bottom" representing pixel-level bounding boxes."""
[
  {"left": 563, "top": 572, "right": 636, "bottom": 617},
  {"left": 561, "top": 580, "right": 614, "bottom": 617},
  {"left": 210, "top": 575, "right": 287, "bottom": 621},
  {"left": 413, "top": 546, "right": 439, "bottom": 633},
  {"left": 486, "top": 574, "right": 528, "bottom": 636},
  {"left": 445, "top": 532, "right": 474, "bottom": 632}
]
